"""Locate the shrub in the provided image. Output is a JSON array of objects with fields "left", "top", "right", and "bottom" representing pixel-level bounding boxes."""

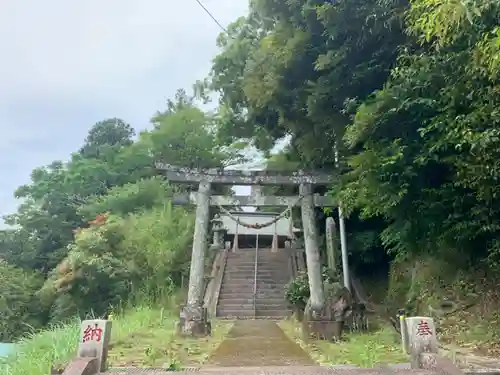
[
  {"left": 39, "top": 202, "right": 194, "bottom": 322},
  {"left": 0, "top": 260, "right": 45, "bottom": 341},
  {"left": 284, "top": 267, "right": 342, "bottom": 309}
]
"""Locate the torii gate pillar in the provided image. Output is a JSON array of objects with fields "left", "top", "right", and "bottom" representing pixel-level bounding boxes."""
[
  {"left": 178, "top": 181, "right": 211, "bottom": 336},
  {"left": 299, "top": 183, "right": 325, "bottom": 310}
]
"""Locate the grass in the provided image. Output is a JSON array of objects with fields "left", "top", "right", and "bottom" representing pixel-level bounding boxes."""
[
  {"left": 107, "top": 308, "right": 232, "bottom": 368},
  {"left": 279, "top": 319, "right": 409, "bottom": 367},
  {"left": 437, "top": 309, "right": 500, "bottom": 360},
  {"left": 1, "top": 306, "right": 232, "bottom": 375},
  {"left": 1, "top": 318, "right": 80, "bottom": 375}
]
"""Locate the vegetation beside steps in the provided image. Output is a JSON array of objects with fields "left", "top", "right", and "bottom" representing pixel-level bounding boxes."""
[
  {"left": 1, "top": 305, "right": 233, "bottom": 375},
  {"left": 279, "top": 319, "right": 408, "bottom": 367},
  {"left": 107, "top": 310, "right": 231, "bottom": 369}
]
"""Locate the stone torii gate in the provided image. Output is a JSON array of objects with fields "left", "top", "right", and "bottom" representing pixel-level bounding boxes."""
[{"left": 155, "top": 163, "right": 336, "bottom": 335}]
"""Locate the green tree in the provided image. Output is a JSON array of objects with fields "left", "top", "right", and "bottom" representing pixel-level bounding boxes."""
[
  {"left": 79, "top": 118, "right": 135, "bottom": 158},
  {"left": 0, "top": 89, "right": 234, "bottom": 335},
  {"left": 78, "top": 177, "right": 172, "bottom": 220},
  {"left": 210, "top": 0, "right": 408, "bottom": 167},
  {"left": 0, "top": 260, "right": 45, "bottom": 341},
  {"left": 339, "top": 0, "right": 500, "bottom": 263}
]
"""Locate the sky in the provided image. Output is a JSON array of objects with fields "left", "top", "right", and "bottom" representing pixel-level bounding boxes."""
[{"left": 0, "top": 0, "right": 250, "bottom": 220}]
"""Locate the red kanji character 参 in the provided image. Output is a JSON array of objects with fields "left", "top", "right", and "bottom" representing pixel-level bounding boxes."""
[
  {"left": 82, "top": 324, "right": 103, "bottom": 343},
  {"left": 416, "top": 320, "right": 433, "bottom": 336}
]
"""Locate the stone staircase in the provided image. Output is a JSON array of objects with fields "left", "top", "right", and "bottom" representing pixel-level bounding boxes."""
[{"left": 216, "top": 249, "right": 292, "bottom": 319}]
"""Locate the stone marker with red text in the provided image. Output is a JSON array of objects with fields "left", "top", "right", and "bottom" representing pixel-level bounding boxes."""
[
  {"left": 406, "top": 317, "right": 438, "bottom": 369},
  {"left": 77, "top": 319, "right": 112, "bottom": 372}
]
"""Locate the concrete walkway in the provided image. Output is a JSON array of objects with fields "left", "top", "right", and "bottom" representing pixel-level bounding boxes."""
[{"left": 204, "top": 320, "right": 316, "bottom": 367}]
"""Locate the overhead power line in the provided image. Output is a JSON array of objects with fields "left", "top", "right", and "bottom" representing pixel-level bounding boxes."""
[{"left": 193, "top": 0, "right": 229, "bottom": 34}]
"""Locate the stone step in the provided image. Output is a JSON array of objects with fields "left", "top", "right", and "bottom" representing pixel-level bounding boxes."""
[
  {"left": 220, "top": 280, "right": 255, "bottom": 285},
  {"left": 218, "top": 291, "right": 285, "bottom": 299},
  {"left": 217, "top": 297, "right": 254, "bottom": 304},
  {"left": 257, "top": 277, "right": 290, "bottom": 282},
  {"left": 219, "top": 284, "right": 254, "bottom": 290},
  {"left": 220, "top": 290, "right": 286, "bottom": 296},
  {"left": 225, "top": 268, "right": 287, "bottom": 272},
  {"left": 222, "top": 277, "right": 255, "bottom": 282},
  {"left": 257, "top": 287, "right": 286, "bottom": 293},
  {"left": 227, "top": 259, "right": 287, "bottom": 263},
  {"left": 218, "top": 298, "right": 287, "bottom": 304},
  {"left": 219, "top": 295, "right": 287, "bottom": 307},
  {"left": 216, "top": 309, "right": 254, "bottom": 317},
  {"left": 221, "top": 278, "right": 288, "bottom": 285},
  {"left": 255, "top": 310, "right": 291, "bottom": 317},
  {"left": 255, "top": 297, "right": 286, "bottom": 303},
  {"left": 254, "top": 303, "right": 289, "bottom": 310},
  {"left": 217, "top": 315, "right": 289, "bottom": 320},
  {"left": 225, "top": 270, "right": 287, "bottom": 275},
  {"left": 221, "top": 279, "right": 289, "bottom": 286},
  {"left": 257, "top": 283, "right": 285, "bottom": 294},
  {"left": 224, "top": 268, "right": 257, "bottom": 272},
  {"left": 256, "top": 285, "right": 287, "bottom": 290},
  {"left": 244, "top": 271, "right": 288, "bottom": 275},
  {"left": 220, "top": 282, "right": 288, "bottom": 288},
  {"left": 222, "top": 277, "right": 288, "bottom": 282},
  {"left": 219, "top": 292, "right": 286, "bottom": 298},
  {"left": 226, "top": 259, "right": 286, "bottom": 263},
  {"left": 219, "top": 286, "right": 253, "bottom": 298},
  {"left": 255, "top": 290, "right": 287, "bottom": 295},
  {"left": 225, "top": 268, "right": 287, "bottom": 273},
  {"left": 219, "top": 288, "right": 286, "bottom": 296},
  {"left": 217, "top": 312, "right": 291, "bottom": 319},
  {"left": 225, "top": 258, "right": 257, "bottom": 262},
  {"left": 256, "top": 281, "right": 288, "bottom": 286},
  {"left": 219, "top": 293, "right": 253, "bottom": 302},
  {"left": 255, "top": 293, "right": 285, "bottom": 301},
  {"left": 231, "top": 248, "right": 283, "bottom": 252},
  {"left": 217, "top": 303, "right": 254, "bottom": 310},
  {"left": 257, "top": 281, "right": 289, "bottom": 285}
]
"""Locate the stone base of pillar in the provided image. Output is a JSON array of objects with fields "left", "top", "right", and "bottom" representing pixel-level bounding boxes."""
[
  {"left": 209, "top": 244, "right": 221, "bottom": 252},
  {"left": 301, "top": 303, "right": 343, "bottom": 342},
  {"left": 300, "top": 284, "right": 352, "bottom": 342},
  {"left": 177, "top": 304, "right": 211, "bottom": 337}
]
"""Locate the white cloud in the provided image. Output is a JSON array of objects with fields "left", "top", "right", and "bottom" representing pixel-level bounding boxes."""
[
  {"left": 0, "top": 0, "right": 248, "bottom": 220},
  {"left": 0, "top": 0, "right": 246, "bottom": 98}
]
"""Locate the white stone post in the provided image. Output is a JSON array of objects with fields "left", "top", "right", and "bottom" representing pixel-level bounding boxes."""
[
  {"left": 406, "top": 316, "right": 438, "bottom": 368},
  {"left": 325, "top": 217, "right": 337, "bottom": 271},
  {"left": 77, "top": 319, "right": 112, "bottom": 372},
  {"left": 397, "top": 309, "right": 408, "bottom": 353}
]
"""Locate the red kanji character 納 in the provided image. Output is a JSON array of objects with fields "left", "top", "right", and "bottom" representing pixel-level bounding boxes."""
[
  {"left": 82, "top": 324, "right": 103, "bottom": 343},
  {"left": 416, "top": 320, "right": 433, "bottom": 336}
]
